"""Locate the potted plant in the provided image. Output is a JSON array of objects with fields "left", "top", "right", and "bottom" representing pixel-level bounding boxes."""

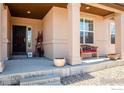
[{"left": 54, "top": 58, "right": 66, "bottom": 67}]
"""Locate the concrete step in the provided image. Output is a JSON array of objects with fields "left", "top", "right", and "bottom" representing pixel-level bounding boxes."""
[
  {"left": 11, "top": 55, "right": 27, "bottom": 59},
  {"left": 20, "top": 74, "right": 61, "bottom": 85},
  {"left": 0, "top": 79, "right": 20, "bottom": 85},
  {"left": 47, "top": 82, "right": 62, "bottom": 85}
]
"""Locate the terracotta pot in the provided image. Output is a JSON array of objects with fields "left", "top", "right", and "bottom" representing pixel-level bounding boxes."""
[{"left": 54, "top": 58, "right": 66, "bottom": 67}]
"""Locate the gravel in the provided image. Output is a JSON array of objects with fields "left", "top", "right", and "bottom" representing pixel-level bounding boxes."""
[{"left": 61, "top": 65, "right": 124, "bottom": 86}]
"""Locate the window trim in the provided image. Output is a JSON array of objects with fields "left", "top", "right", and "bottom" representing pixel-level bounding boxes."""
[{"left": 80, "top": 18, "right": 95, "bottom": 45}]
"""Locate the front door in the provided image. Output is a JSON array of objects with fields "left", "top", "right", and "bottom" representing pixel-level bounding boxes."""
[{"left": 13, "top": 25, "right": 26, "bottom": 55}]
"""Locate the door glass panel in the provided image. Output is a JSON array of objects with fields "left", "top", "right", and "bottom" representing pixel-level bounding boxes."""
[
  {"left": 111, "top": 34, "right": 115, "bottom": 44},
  {"left": 110, "top": 22, "right": 116, "bottom": 44},
  {"left": 27, "top": 27, "right": 32, "bottom": 48}
]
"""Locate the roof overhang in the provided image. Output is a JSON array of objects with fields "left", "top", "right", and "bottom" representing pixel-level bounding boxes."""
[{"left": 6, "top": 3, "right": 124, "bottom": 19}]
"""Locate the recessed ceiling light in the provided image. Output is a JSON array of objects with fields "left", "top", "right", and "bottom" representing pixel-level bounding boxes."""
[
  {"left": 110, "top": 17, "right": 115, "bottom": 21},
  {"left": 85, "top": 6, "right": 90, "bottom": 10},
  {"left": 27, "top": 11, "right": 31, "bottom": 14}
]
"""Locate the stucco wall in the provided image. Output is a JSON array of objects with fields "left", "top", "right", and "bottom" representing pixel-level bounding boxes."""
[
  {"left": 0, "top": 4, "right": 3, "bottom": 62},
  {"left": 52, "top": 7, "right": 68, "bottom": 58},
  {"left": 2, "top": 6, "right": 8, "bottom": 60},
  {"left": 7, "top": 6, "right": 11, "bottom": 58},
  {"left": 42, "top": 8, "right": 54, "bottom": 59},
  {"left": 2, "top": 6, "right": 11, "bottom": 60},
  {"left": 43, "top": 7, "right": 68, "bottom": 59},
  {"left": 0, "top": 4, "right": 5, "bottom": 72},
  {"left": 43, "top": 6, "right": 115, "bottom": 59},
  {"left": 104, "top": 19, "right": 115, "bottom": 54},
  {"left": 11, "top": 17, "right": 43, "bottom": 55}
]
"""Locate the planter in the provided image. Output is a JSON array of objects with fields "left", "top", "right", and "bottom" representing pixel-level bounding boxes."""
[
  {"left": 27, "top": 52, "right": 33, "bottom": 58},
  {"left": 54, "top": 58, "right": 66, "bottom": 67},
  {"left": 107, "top": 53, "right": 120, "bottom": 60}
]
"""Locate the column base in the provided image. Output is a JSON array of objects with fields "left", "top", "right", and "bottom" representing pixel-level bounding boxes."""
[
  {"left": 0, "top": 61, "right": 5, "bottom": 72},
  {"left": 67, "top": 56, "right": 81, "bottom": 65},
  {"left": 120, "top": 53, "right": 124, "bottom": 59}
]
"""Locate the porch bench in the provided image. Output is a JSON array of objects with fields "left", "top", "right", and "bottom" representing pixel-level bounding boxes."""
[{"left": 80, "top": 45, "right": 99, "bottom": 59}]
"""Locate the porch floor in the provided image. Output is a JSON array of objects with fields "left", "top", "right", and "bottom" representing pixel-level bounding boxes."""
[
  {"left": 2, "top": 57, "right": 71, "bottom": 75},
  {"left": 0, "top": 57, "right": 124, "bottom": 79}
]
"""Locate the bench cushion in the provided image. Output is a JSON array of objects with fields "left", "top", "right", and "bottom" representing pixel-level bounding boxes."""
[{"left": 80, "top": 50, "right": 96, "bottom": 53}]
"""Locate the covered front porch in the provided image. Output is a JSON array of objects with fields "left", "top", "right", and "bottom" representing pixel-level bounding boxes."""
[{"left": 0, "top": 3, "right": 124, "bottom": 74}]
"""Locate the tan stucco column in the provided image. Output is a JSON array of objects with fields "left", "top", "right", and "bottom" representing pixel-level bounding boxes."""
[
  {"left": 67, "top": 3, "right": 81, "bottom": 65},
  {"left": 2, "top": 5, "right": 8, "bottom": 61},
  {"left": 0, "top": 3, "right": 5, "bottom": 72},
  {"left": 115, "top": 13, "right": 124, "bottom": 59}
]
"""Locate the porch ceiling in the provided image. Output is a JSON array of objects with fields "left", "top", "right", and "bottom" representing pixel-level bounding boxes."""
[
  {"left": 102, "top": 3, "right": 124, "bottom": 11},
  {"left": 81, "top": 4, "right": 113, "bottom": 16},
  {"left": 6, "top": 3, "right": 67, "bottom": 19},
  {"left": 6, "top": 3, "right": 123, "bottom": 19}
]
